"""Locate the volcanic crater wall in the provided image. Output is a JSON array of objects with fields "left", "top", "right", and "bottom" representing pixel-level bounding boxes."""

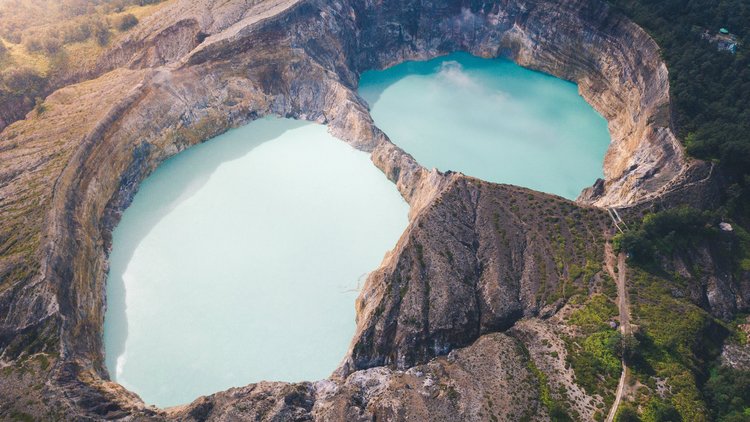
[{"left": 0, "top": 0, "right": 700, "bottom": 419}]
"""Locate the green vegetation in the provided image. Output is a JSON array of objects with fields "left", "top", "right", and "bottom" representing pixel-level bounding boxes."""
[
  {"left": 605, "top": 19, "right": 750, "bottom": 418},
  {"left": 703, "top": 365, "right": 750, "bottom": 421},
  {"left": 609, "top": 0, "right": 750, "bottom": 227},
  {"left": 597, "top": 2, "right": 750, "bottom": 398},
  {"left": 641, "top": 399, "right": 682, "bottom": 422},
  {"left": 528, "top": 357, "right": 573, "bottom": 421},
  {"left": 569, "top": 294, "right": 618, "bottom": 330},
  {"left": 615, "top": 404, "right": 641, "bottom": 422},
  {"left": 514, "top": 339, "right": 574, "bottom": 421},
  {"left": 624, "top": 267, "right": 727, "bottom": 421},
  {"left": 567, "top": 330, "right": 621, "bottom": 395},
  {"left": 613, "top": 206, "right": 750, "bottom": 277},
  {"left": 9, "top": 411, "right": 35, "bottom": 422},
  {"left": 566, "top": 295, "right": 622, "bottom": 398},
  {"left": 612, "top": 218, "right": 749, "bottom": 420},
  {"left": 613, "top": 207, "right": 720, "bottom": 264}
]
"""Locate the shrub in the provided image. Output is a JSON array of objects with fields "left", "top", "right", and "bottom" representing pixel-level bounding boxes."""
[
  {"left": 91, "top": 17, "right": 111, "bottom": 46},
  {"left": 34, "top": 97, "right": 47, "bottom": 115},
  {"left": 614, "top": 207, "right": 718, "bottom": 264},
  {"left": 0, "top": 66, "right": 45, "bottom": 95},
  {"left": 61, "top": 20, "right": 93, "bottom": 44},
  {"left": 616, "top": 405, "right": 641, "bottom": 422},
  {"left": 643, "top": 399, "right": 682, "bottom": 422},
  {"left": 568, "top": 294, "right": 618, "bottom": 333},
  {"left": 620, "top": 333, "right": 640, "bottom": 366},
  {"left": 704, "top": 365, "right": 750, "bottom": 422},
  {"left": 23, "top": 30, "right": 63, "bottom": 54},
  {"left": 116, "top": 14, "right": 139, "bottom": 31}
]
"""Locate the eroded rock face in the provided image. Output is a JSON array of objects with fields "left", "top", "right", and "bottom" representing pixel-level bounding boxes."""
[
  {"left": 344, "top": 0, "right": 689, "bottom": 207},
  {"left": 344, "top": 179, "right": 610, "bottom": 372},
  {"left": 169, "top": 329, "right": 556, "bottom": 422},
  {"left": 0, "top": 0, "right": 724, "bottom": 419}
]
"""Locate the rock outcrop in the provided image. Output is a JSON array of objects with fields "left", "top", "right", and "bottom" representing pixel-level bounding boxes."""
[
  {"left": 344, "top": 179, "right": 610, "bottom": 372},
  {"left": 170, "top": 332, "right": 552, "bottom": 422},
  {"left": 0, "top": 0, "right": 726, "bottom": 419}
]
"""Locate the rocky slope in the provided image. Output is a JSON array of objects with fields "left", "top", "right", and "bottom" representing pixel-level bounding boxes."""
[{"left": 0, "top": 0, "right": 731, "bottom": 420}]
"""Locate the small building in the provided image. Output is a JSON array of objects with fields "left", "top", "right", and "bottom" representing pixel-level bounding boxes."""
[
  {"left": 701, "top": 28, "right": 739, "bottom": 54},
  {"left": 717, "top": 38, "right": 738, "bottom": 54}
]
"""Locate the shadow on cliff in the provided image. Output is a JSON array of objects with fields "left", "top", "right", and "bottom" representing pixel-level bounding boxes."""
[{"left": 103, "top": 117, "right": 309, "bottom": 380}]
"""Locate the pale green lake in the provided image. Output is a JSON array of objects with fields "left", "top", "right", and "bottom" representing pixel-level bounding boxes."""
[
  {"left": 104, "top": 117, "right": 409, "bottom": 407},
  {"left": 358, "top": 52, "right": 611, "bottom": 199}
]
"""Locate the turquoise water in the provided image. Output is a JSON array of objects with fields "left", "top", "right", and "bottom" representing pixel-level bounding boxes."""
[
  {"left": 103, "top": 117, "right": 409, "bottom": 408},
  {"left": 359, "top": 52, "right": 611, "bottom": 199}
]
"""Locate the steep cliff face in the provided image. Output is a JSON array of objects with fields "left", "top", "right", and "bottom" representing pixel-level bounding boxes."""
[
  {"left": 0, "top": 0, "right": 718, "bottom": 419},
  {"left": 345, "top": 178, "right": 610, "bottom": 372},
  {"left": 343, "top": 0, "right": 689, "bottom": 207},
  {"left": 172, "top": 330, "right": 555, "bottom": 422},
  {"left": 671, "top": 243, "right": 750, "bottom": 320},
  {"left": 94, "top": 0, "right": 691, "bottom": 209}
]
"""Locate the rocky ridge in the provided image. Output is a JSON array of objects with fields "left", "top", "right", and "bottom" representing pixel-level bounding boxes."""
[{"left": 0, "top": 0, "right": 731, "bottom": 420}]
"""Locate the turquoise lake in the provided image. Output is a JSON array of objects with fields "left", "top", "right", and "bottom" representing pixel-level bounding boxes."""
[
  {"left": 105, "top": 53, "right": 611, "bottom": 408},
  {"left": 103, "top": 117, "right": 409, "bottom": 407},
  {"left": 358, "top": 52, "right": 611, "bottom": 199}
]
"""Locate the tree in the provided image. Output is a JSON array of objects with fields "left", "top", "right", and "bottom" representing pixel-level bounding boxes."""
[
  {"left": 621, "top": 333, "right": 640, "bottom": 365},
  {"left": 616, "top": 405, "right": 642, "bottom": 422}
]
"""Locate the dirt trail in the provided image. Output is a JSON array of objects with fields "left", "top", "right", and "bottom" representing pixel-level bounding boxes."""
[{"left": 604, "top": 243, "right": 631, "bottom": 422}]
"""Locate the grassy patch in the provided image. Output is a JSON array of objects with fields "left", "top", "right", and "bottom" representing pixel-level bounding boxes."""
[
  {"left": 624, "top": 267, "right": 728, "bottom": 421},
  {"left": 515, "top": 340, "right": 574, "bottom": 421},
  {"left": 568, "top": 294, "right": 618, "bottom": 333},
  {"left": 566, "top": 330, "right": 621, "bottom": 397},
  {"left": 566, "top": 294, "right": 621, "bottom": 400},
  {"left": 9, "top": 411, "right": 35, "bottom": 422}
]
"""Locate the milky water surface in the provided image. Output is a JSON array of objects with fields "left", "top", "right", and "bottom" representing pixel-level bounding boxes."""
[
  {"left": 104, "top": 117, "right": 409, "bottom": 407},
  {"left": 359, "top": 52, "right": 611, "bottom": 199},
  {"left": 106, "top": 54, "right": 610, "bottom": 407}
]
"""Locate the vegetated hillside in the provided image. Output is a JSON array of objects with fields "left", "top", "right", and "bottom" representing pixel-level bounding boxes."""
[
  {"left": 609, "top": 0, "right": 750, "bottom": 224},
  {"left": 610, "top": 206, "right": 750, "bottom": 422},
  {"left": 601, "top": 3, "right": 750, "bottom": 420},
  {"left": 0, "top": 0, "right": 166, "bottom": 130}
]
